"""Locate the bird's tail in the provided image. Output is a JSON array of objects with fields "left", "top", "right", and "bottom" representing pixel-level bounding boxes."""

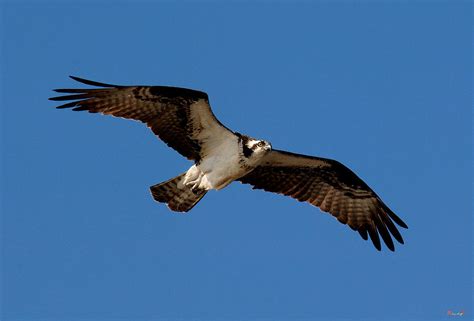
[{"left": 150, "top": 173, "right": 208, "bottom": 212}]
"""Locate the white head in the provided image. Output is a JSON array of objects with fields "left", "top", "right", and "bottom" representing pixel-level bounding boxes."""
[
  {"left": 246, "top": 138, "right": 272, "bottom": 153},
  {"left": 238, "top": 134, "right": 272, "bottom": 162}
]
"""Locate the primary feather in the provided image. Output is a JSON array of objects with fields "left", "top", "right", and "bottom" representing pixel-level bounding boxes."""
[{"left": 50, "top": 76, "right": 408, "bottom": 251}]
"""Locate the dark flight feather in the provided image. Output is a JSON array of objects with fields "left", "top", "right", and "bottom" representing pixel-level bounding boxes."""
[
  {"left": 51, "top": 76, "right": 408, "bottom": 252},
  {"left": 49, "top": 76, "right": 230, "bottom": 162},
  {"left": 239, "top": 149, "right": 408, "bottom": 251}
]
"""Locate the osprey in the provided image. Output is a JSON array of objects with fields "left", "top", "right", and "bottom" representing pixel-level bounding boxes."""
[{"left": 50, "top": 76, "right": 408, "bottom": 251}]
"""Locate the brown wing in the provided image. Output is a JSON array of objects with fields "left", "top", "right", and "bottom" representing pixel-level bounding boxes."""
[
  {"left": 49, "top": 76, "right": 234, "bottom": 162},
  {"left": 239, "top": 149, "right": 408, "bottom": 251}
]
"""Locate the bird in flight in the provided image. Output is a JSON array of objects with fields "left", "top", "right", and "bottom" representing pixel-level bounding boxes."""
[{"left": 50, "top": 76, "right": 408, "bottom": 251}]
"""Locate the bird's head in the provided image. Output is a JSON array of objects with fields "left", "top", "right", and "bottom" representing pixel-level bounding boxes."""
[
  {"left": 241, "top": 136, "right": 272, "bottom": 162},
  {"left": 247, "top": 138, "right": 272, "bottom": 153}
]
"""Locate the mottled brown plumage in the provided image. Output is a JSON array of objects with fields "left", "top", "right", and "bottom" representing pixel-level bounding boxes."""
[
  {"left": 50, "top": 76, "right": 227, "bottom": 162},
  {"left": 239, "top": 150, "right": 407, "bottom": 251},
  {"left": 150, "top": 173, "right": 207, "bottom": 212},
  {"left": 50, "top": 76, "right": 408, "bottom": 252}
]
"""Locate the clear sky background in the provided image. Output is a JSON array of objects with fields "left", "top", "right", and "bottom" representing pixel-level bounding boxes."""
[{"left": 1, "top": 1, "right": 472, "bottom": 321}]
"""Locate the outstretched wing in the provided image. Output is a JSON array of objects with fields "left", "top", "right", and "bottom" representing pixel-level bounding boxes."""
[
  {"left": 239, "top": 149, "right": 408, "bottom": 251},
  {"left": 50, "top": 76, "right": 234, "bottom": 162}
]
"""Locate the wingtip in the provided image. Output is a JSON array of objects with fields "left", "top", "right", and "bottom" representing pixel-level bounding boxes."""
[
  {"left": 372, "top": 239, "right": 382, "bottom": 251},
  {"left": 69, "top": 75, "right": 87, "bottom": 83},
  {"left": 69, "top": 75, "right": 81, "bottom": 82},
  {"left": 394, "top": 218, "right": 408, "bottom": 229},
  {"left": 67, "top": 75, "right": 117, "bottom": 87},
  {"left": 69, "top": 75, "right": 86, "bottom": 83},
  {"left": 381, "top": 203, "right": 408, "bottom": 229}
]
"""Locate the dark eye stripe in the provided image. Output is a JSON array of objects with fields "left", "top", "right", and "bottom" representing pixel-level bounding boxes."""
[{"left": 243, "top": 143, "right": 253, "bottom": 157}]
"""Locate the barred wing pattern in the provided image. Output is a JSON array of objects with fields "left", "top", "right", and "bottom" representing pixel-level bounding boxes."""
[
  {"left": 49, "top": 76, "right": 233, "bottom": 162},
  {"left": 239, "top": 150, "right": 408, "bottom": 251}
]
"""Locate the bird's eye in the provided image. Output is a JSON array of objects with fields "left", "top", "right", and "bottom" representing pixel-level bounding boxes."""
[{"left": 258, "top": 141, "right": 265, "bottom": 147}]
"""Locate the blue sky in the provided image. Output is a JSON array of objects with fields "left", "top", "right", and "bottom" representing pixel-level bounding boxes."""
[{"left": 1, "top": 1, "right": 472, "bottom": 321}]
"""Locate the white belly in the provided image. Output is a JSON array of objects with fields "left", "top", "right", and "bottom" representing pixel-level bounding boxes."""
[{"left": 182, "top": 136, "right": 248, "bottom": 191}]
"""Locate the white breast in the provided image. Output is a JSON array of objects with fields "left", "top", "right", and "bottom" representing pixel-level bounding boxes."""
[{"left": 182, "top": 134, "right": 248, "bottom": 191}]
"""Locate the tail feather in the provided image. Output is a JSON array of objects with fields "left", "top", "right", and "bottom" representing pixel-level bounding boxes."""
[{"left": 150, "top": 173, "right": 207, "bottom": 212}]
